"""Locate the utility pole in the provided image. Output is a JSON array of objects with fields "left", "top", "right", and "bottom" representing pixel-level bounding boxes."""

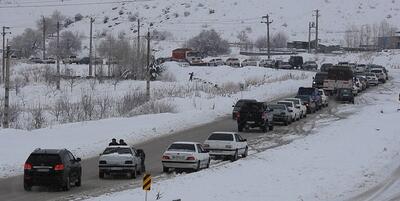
[
  {"left": 89, "top": 17, "right": 94, "bottom": 77},
  {"left": 3, "top": 46, "right": 10, "bottom": 128},
  {"left": 313, "top": 9, "right": 320, "bottom": 53},
  {"left": 56, "top": 21, "right": 60, "bottom": 90},
  {"left": 308, "top": 22, "right": 315, "bottom": 53},
  {"left": 42, "top": 16, "right": 46, "bottom": 60},
  {"left": 137, "top": 19, "right": 141, "bottom": 77},
  {"left": 145, "top": 30, "right": 150, "bottom": 101},
  {"left": 2, "top": 26, "right": 10, "bottom": 83},
  {"left": 261, "top": 15, "right": 273, "bottom": 59},
  {"left": 108, "top": 36, "right": 112, "bottom": 77}
]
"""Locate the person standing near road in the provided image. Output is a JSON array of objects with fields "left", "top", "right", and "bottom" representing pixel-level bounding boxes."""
[{"left": 189, "top": 72, "right": 194, "bottom": 81}]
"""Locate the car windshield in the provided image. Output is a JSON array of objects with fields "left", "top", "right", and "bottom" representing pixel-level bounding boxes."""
[
  {"left": 296, "top": 95, "right": 309, "bottom": 102},
  {"left": 235, "top": 100, "right": 256, "bottom": 107},
  {"left": 103, "top": 147, "right": 132, "bottom": 155},
  {"left": 168, "top": 143, "right": 196, "bottom": 152},
  {"left": 208, "top": 133, "right": 234, "bottom": 141},
  {"left": 277, "top": 102, "right": 292, "bottom": 108},
  {"left": 269, "top": 104, "right": 285, "bottom": 110},
  {"left": 27, "top": 154, "right": 61, "bottom": 166},
  {"left": 285, "top": 99, "right": 300, "bottom": 104}
]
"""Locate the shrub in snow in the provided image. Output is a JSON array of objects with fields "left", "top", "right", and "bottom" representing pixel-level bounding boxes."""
[
  {"left": 103, "top": 16, "right": 109, "bottom": 24},
  {"left": 116, "top": 91, "right": 148, "bottom": 116},
  {"left": 30, "top": 105, "right": 46, "bottom": 129},
  {"left": 129, "top": 100, "right": 176, "bottom": 116},
  {"left": 184, "top": 11, "right": 190, "bottom": 17},
  {"left": 74, "top": 13, "right": 83, "bottom": 22}
]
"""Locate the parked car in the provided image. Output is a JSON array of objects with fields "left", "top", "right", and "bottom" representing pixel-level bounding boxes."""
[
  {"left": 206, "top": 58, "right": 224, "bottom": 66},
  {"left": 162, "top": 142, "right": 210, "bottom": 172},
  {"left": 320, "top": 63, "right": 333, "bottom": 72},
  {"left": 312, "top": 72, "right": 328, "bottom": 89},
  {"left": 295, "top": 95, "right": 317, "bottom": 114},
  {"left": 356, "top": 76, "right": 368, "bottom": 89},
  {"left": 63, "top": 55, "right": 79, "bottom": 64},
  {"left": 336, "top": 88, "right": 354, "bottom": 104},
  {"left": 29, "top": 57, "right": 43, "bottom": 64},
  {"left": 43, "top": 57, "right": 56, "bottom": 64},
  {"left": 78, "top": 57, "right": 90, "bottom": 64},
  {"left": 269, "top": 104, "right": 293, "bottom": 125},
  {"left": 23, "top": 148, "right": 82, "bottom": 191},
  {"left": 289, "top": 56, "right": 303, "bottom": 69},
  {"left": 275, "top": 60, "right": 292, "bottom": 69},
  {"left": 225, "top": 58, "right": 240, "bottom": 67},
  {"left": 259, "top": 59, "right": 274, "bottom": 68},
  {"left": 318, "top": 89, "right": 329, "bottom": 107},
  {"left": 232, "top": 99, "right": 257, "bottom": 119},
  {"left": 203, "top": 132, "right": 248, "bottom": 161},
  {"left": 365, "top": 73, "right": 379, "bottom": 86},
  {"left": 370, "top": 68, "right": 387, "bottom": 83},
  {"left": 355, "top": 64, "right": 366, "bottom": 73},
  {"left": 236, "top": 101, "right": 274, "bottom": 132},
  {"left": 284, "top": 98, "right": 307, "bottom": 118},
  {"left": 302, "top": 61, "right": 318, "bottom": 71},
  {"left": 98, "top": 145, "right": 146, "bottom": 179},
  {"left": 297, "top": 87, "right": 322, "bottom": 110},
  {"left": 277, "top": 101, "right": 300, "bottom": 121},
  {"left": 241, "top": 59, "right": 258, "bottom": 67}
]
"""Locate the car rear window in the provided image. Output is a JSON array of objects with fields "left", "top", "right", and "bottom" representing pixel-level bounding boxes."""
[
  {"left": 269, "top": 104, "right": 285, "bottom": 110},
  {"left": 285, "top": 99, "right": 300, "bottom": 104},
  {"left": 277, "top": 102, "right": 292, "bottom": 108},
  {"left": 103, "top": 147, "right": 132, "bottom": 155},
  {"left": 27, "top": 154, "right": 61, "bottom": 166},
  {"left": 168, "top": 143, "right": 196, "bottom": 152},
  {"left": 208, "top": 133, "right": 234, "bottom": 141}
]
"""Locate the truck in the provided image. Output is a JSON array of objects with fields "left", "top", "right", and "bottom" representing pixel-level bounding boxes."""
[
  {"left": 171, "top": 48, "right": 206, "bottom": 66},
  {"left": 236, "top": 101, "right": 274, "bottom": 132},
  {"left": 323, "top": 65, "right": 354, "bottom": 95}
]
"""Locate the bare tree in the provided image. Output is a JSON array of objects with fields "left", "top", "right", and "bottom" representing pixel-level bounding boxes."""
[
  {"left": 30, "top": 105, "right": 46, "bottom": 129},
  {"left": 186, "top": 29, "right": 230, "bottom": 56},
  {"left": 97, "top": 96, "right": 112, "bottom": 119},
  {"left": 48, "top": 31, "right": 82, "bottom": 58},
  {"left": 80, "top": 93, "right": 94, "bottom": 120},
  {"left": 255, "top": 36, "right": 267, "bottom": 49},
  {"left": 271, "top": 32, "right": 288, "bottom": 48}
]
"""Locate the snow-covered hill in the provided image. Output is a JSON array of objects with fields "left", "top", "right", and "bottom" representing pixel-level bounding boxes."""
[{"left": 1, "top": 0, "right": 399, "bottom": 56}]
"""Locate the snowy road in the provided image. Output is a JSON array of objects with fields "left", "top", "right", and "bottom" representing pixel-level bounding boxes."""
[{"left": 0, "top": 97, "right": 347, "bottom": 201}]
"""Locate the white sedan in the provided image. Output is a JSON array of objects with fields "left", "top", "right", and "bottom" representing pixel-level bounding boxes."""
[
  {"left": 277, "top": 101, "right": 301, "bottom": 121},
  {"left": 203, "top": 132, "right": 248, "bottom": 161},
  {"left": 284, "top": 98, "right": 307, "bottom": 118},
  {"left": 318, "top": 89, "right": 329, "bottom": 107},
  {"left": 162, "top": 142, "right": 210, "bottom": 173}
]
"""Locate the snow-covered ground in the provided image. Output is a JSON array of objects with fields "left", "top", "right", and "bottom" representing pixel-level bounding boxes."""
[
  {"left": 82, "top": 63, "right": 400, "bottom": 201},
  {"left": 0, "top": 62, "right": 313, "bottom": 178}
]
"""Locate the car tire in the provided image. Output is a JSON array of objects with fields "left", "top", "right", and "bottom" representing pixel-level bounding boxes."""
[
  {"left": 162, "top": 166, "right": 169, "bottom": 173},
  {"left": 99, "top": 171, "right": 104, "bottom": 179},
  {"left": 206, "top": 158, "right": 211, "bottom": 168},
  {"left": 269, "top": 124, "right": 274, "bottom": 131},
  {"left": 284, "top": 119, "right": 289, "bottom": 126},
  {"left": 233, "top": 149, "right": 239, "bottom": 162},
  {"left": 64, "top": 176, "right": 71, "bottom": 191},
  {"left": 238, "top": 125, "right": 243, "bottom": 132},
  {"left": 23, "top": 182, "right": 32, "bottom": 191},
  {"left": 130, "top": 168, "right": 137, "bottom": 179},
  {"left": 242, "top": 147, "right": 248, "bottom": 158},
  {"left": 75, "top": 176, "right": 81, "bottom": 187},
  {"left": 195, "top": 161, "right": 201, "bottom": 172}
]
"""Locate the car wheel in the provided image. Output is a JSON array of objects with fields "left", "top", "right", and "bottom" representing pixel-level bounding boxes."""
[
  {"left": 269, "top": 124, "right": 274, "bottom": 131},
  {"left": 284, "top": 119, "right": 289, "bottom": 126},
  {"left": 195, "top": 161, "right": 201, "bottom": 172},
  {"left": 206, "top": 158, "right": 211, "bottom": 168},
  {"left": 64, "top": 176, "right": 71, "bottom": 191},
  {"left": 262, "top": 122, "right": 267, "bottom": 132},
  {"left": 231, "top": 150, "right": 239, "bottom": 162},
  {"left": 130, "top": 168, "right": 137, "bottom": 179},
  {"left": 99, "top": 171, "right": 104, "bottom": 179},
  {"left": 242, "top": 147, "right": 248, "bottom": 158},
  {"left": 75, "top": 176, "right": 81, "bottom": 187},
  {"left": 23, "top": 182, "right": 32, "bottom": 191},
  {"left": 162, "top": 166, "right": 169, "bottom": 173},
  {"left": 238, "top": 125, "right": 243, "bottom": 132}
]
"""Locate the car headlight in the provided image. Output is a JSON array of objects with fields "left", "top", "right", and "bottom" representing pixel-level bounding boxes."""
[
  {"left": 99, "top": 160, "right": 107, "bottom": 164},
  {"left": 125, "top": 160, "right": 133, "bottom": 164}
]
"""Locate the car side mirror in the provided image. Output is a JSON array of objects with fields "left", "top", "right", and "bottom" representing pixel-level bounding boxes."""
[
  {"left": 76, "top": 158, "right": 81, "bottom": 162},
  {"left": 242, "top": 139, "right": 247, "bottom": 142},
  {"left": 232, "top": 105, "right": 235, "bottom": 107},
  {"left": 288, "top": 109, "right": 293, "bottom": 112}
]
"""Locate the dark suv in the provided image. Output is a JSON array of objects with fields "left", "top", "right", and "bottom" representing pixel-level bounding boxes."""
[
  {"left": 297, "top": 87, "right": 322, "bottom": 110},
  {"left": 232, "top": 99, "right": 257, "bottom": 119},
  {"left": 236, "top": 101, "right": 274, "bottom": 132},
  {"left": 24, "top": 148, "right": 82, "bottom": 191}
]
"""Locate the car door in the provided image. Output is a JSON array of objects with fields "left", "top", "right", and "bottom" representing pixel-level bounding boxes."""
[
  {"left": 235, "top": 134, "right": 246, "bottom": 154},
  {"left": 196, "top": 144, "right": 207, "bottom": 167},
  {"left": 66, "top": 151, "right": 78, "bottom": 181}
]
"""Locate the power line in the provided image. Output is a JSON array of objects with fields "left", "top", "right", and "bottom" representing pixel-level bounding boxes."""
[{"left": 0, "top": 0, "right": 152, "bottom": 9}]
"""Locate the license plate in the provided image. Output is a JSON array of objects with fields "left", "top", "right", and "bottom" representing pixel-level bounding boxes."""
[
  {"left": 111, "top": 167, "right": 122, "bottom": 170},
  {"left": 172, "top": 156, "right": 185, "bottom": 160},
  {"left": 36, "top": 169, "right": 49, "bottom": 172},
  {"left": 247, "top": 121, "right": 255, "bottom": 124}
]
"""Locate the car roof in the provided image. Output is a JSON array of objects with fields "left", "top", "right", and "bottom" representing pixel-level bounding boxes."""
[
  {"left": 277, "top": 101, "right": 293, "bottom": 104},
  {"left": 171, "top": 141, "right": 199, "bottom": 145},
  {"left": 106, "top": 145, "right": 131, "bottom": 148},
  {"left": 211, "top": 132, "right": 235, "bottom": 135},
  {"left": 32, "top": 148, "right": 65, "bottom": 154}
]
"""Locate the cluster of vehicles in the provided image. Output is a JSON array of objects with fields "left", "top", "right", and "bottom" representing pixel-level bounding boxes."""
[
  {"left": 28, "top": 56, "right": 105, "bottom": 65},
  {"left": 233, "top": 87, "right": 328, "bottom": 131},
  {"left": 312, "top": 62, "right": 389, "bottom": 103}
]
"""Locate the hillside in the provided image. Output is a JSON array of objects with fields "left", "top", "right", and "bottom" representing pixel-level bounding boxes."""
[{"left": 0, "top": 0, "right": 399, "bottom": 56}]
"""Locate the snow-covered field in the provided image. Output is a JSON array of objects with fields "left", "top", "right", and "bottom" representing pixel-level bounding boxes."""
[
  {"left": 82, "top": 61, "right": 400, "bottom": 201},
  {"left": 0, "top": 62, "right": 313, "bottom": 178}
]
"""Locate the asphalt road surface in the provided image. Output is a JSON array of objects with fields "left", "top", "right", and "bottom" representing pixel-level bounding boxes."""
[{"left": 0, "top": 99, "right": 343, "bottom": 201}]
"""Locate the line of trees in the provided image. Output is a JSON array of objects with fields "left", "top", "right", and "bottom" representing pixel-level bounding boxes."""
[{"left": 344, "top": 20, "right": 398, "bottom": 48}]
